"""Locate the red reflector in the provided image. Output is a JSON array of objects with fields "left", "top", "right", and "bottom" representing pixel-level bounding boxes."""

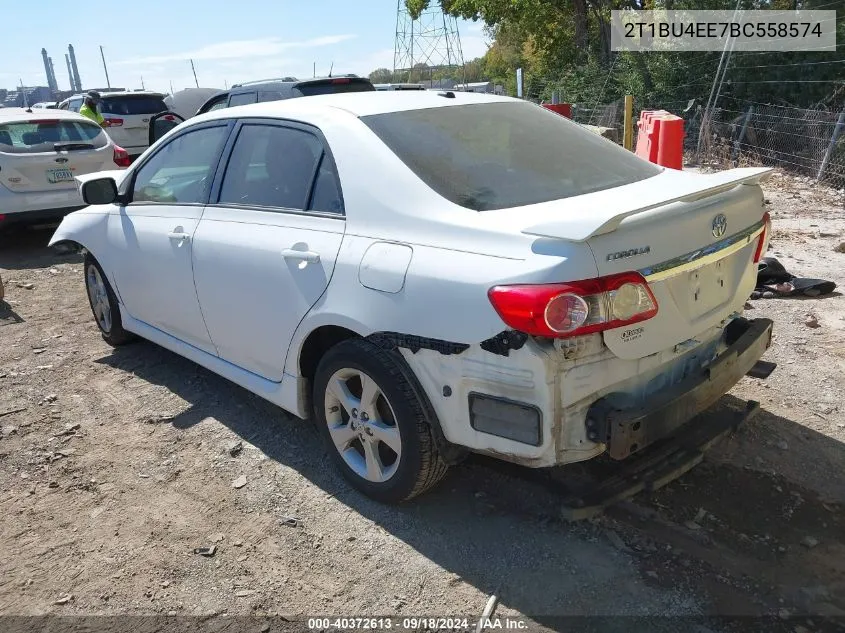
[
  {"left": 488, "top": 272, "right": 659, "bottom": 339},
  {"left": 753, "top": 211, "right": 771, "bottom": 263},
  {"left": 331, "top": 78, "right": 351, "bottom": 84},
  {"left": 113, "top": 145, "right": 131, "bottom": 168},
  {"left": 105, "top": 118, "right": 124, "bottom": 127},
  {"left": 30, "top": 119, "right": 59, "bottom": 125}
]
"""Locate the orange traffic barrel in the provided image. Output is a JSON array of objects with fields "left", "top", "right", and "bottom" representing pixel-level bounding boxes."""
[{"left": 655, "top": 114, "right": 684, "bottom": 170}]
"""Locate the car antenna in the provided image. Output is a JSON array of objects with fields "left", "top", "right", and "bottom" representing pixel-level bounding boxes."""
[{"left": 328, "top": 62, "right": 333, "bottom": 77}]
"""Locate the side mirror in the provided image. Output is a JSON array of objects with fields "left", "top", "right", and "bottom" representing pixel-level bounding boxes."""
[{"left": 81, "top": 177, "right": 119, "bottom": 205}]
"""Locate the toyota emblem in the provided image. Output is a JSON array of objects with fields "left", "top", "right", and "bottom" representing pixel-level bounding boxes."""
[{"left": 711, "top": 213, "right": 727, "bottom": 238}]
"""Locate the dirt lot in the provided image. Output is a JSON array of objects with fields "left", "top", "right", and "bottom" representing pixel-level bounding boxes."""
[{"left": 1, "top": 172, "right": 844, "bottom": 632}]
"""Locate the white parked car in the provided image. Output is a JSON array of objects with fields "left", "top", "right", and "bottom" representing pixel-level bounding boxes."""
[
  {"left": 48, "top": 91, "right": 774, "bottom": 503},
  {"left": 58, "top": 91, "right": 169, "bottom": 159},
  {"left": 0, "top": 108, "right": 129, "bottom": 229}
]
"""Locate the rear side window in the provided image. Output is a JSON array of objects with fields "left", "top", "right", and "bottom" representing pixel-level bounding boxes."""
[
  {"left": 218, "top": 124, "right": 341, "bottom": 212},
  {"left": 257, "top": 90, "right": 286, "bottom": 103},
  {"left": 295, "top": 80, "right": 375, "bottom": 97},
  {"left": 362, "top": 101, "right": 661, "bottom": 211},
  {"left": 67, "top": 98, "right": 83, "bottom": 112},
  {"left": 228, "top": 92, "right": 257, "bottom": 107},
  {"left": 101, "top": 96, "right": 167, "bottom": 115},
  {"left": 0, "top": 120, "right": 107, "bottom": 154}
]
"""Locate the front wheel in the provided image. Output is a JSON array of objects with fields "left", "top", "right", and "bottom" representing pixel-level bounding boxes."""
[
  {"left": 313, "top": 338, "right": 448, "bottom": 503},
  {"left": 84, "top": 253, "right": 134, "bottom": 346}
]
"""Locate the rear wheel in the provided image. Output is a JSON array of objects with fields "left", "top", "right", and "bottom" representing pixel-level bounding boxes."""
[
  {"left": 84, "top": 253, "right": 134, "bottom": 346},
  {"left": 313, "top": 338, "right": 448, "bottom": 503}
]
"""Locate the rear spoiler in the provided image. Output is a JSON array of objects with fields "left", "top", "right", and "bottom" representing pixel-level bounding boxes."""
[{"left": 522, "top": 167, "right": 774, "bottom": 242}]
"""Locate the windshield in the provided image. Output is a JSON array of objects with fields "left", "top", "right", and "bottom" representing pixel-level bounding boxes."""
[
  {"left": 0, "top": 119, "right": 107, "bottom": 154},
  {"left": 101, "top": 95, "right": 168, "bottom": 115},
  {"left": 361, "top": 101, "right": 662, "bottom": 211}
]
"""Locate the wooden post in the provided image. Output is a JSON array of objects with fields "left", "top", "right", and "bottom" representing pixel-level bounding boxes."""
[
  {"left": 818, "top": 109, "right": 845, "bottom": 181},
  {"left": 623, "top": 95, "right": 634, "bottom": 151},
  {"left": 732, "top": 105, "right": 754, "bottom": 166}
]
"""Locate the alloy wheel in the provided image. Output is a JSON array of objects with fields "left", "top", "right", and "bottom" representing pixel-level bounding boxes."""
[
  {"left": 86, "top": 264, "right": 112, "bottom": 334},
  {"left": 323, "top": 368, "right": 402, "bottom": 483}
]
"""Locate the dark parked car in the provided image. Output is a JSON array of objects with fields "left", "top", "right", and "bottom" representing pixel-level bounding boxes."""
[{"left": 149, "top": 75, "right": 375, "bottom": 145}]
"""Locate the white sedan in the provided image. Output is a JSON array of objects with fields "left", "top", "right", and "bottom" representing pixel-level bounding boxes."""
[
  {"left": 49, "top": 91, "right": 774, "bottom": 503},
  {"left": 0, "top": 108, "right": 129, "bottom": 229}
]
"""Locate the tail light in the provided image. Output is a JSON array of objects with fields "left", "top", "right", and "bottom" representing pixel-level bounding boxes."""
[
  {"left": 0, "top": 214, "right": 5, "bottom": 222},
  {"left": 753, "top": 211, "right": 771, "bottom": 263},
  {"left": 163, "top": 114, "right": 176, "bottom": 122},
  {"left": 113, "top": 145, "right": 131, "bottom": 168},
  {"left": 30, "top": 119, "right": 60, "bottom": 125},
  {"left": 331, "top": 78, "right": 351, "bottom": 84},
  {"left": 488, "top": 272, "right": 659, "bottom": 339},
  {"left": 105, "top": 118, "right": 124, "bottom": 127}
]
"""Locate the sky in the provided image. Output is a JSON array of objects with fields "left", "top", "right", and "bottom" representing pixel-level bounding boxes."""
[{"left": 0, "top": 0, "right": 491, "bottom": 94}]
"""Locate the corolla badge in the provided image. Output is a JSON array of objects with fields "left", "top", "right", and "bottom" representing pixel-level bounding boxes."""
[
  {"left": 711, "top": 213, "right": 728, "bottom": 238},
  {"left": 606, "top": 246, "right": 651, "bottom": 262}
]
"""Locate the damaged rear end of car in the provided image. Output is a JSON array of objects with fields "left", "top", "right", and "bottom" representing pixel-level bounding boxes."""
[
  {"left": 486, "top": 172, "right": 774, "bottom": 467},
  {"left": 360, "top": 100, "right": 775, "bottom": 470}
]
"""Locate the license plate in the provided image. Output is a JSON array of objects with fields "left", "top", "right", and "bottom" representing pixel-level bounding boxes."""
[
  {"left": 46, "top": 168, "right": 74, "bottom": 184},
  {"left": 687, "top": 259, "right": 732, "bottom": 317}
]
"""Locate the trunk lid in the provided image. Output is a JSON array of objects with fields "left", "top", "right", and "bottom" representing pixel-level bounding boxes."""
[
  {"left": 0, "top": 118, "right": 112, "bottom": 194},
  {"left": 520, "top": 167, "right": 772, "bottom": 360}
]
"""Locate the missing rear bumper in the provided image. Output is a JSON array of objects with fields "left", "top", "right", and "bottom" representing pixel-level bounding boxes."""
[{"left": 586, "top": 317, "right": 773, "bottom": 461}]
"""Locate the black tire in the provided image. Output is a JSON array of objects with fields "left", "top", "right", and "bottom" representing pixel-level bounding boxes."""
[
  {"left": 313, "top": 338, "right": 448, "bottom": 503},
  {"left": 83, "top": 253, "right": 135, "bottom": 346}
]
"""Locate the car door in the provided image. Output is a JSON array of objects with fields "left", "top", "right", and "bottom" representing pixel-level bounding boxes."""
[
  {"left": 191, "top": 121, "right": 345, "bottom": 381},
  {"left": 148, "top": 112, "right": 186, "bottom": 146},
  {"left": 108, "top": 121, "right": 231, "bottom": 354}
]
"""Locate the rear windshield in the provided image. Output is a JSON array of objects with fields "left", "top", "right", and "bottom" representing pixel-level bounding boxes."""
[
  {"left": 361, "top": 101, "right": 662, "bottom": 211},
  {"left": 101, "top": 95, "right": 168, "bottom": 115},
  {"left": 296, "top": 80, "right": 375, "bottom": 97},
  {"left": 0, "top": 120, "right": 107, "bottom": 154}
]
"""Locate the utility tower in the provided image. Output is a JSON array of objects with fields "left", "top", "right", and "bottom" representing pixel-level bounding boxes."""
[{"left": 393, "top": 1, "right": 465, "bottom": 87}]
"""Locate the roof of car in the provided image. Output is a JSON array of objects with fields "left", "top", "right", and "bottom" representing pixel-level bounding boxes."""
[
  {"left": 99, "top": 91, "right": 166, "bottom": 98},
  {"left": 0, "top": 107, "right": 95, "bottom": 123},
  {"left": 61, "top": 91, "right": 166, "bottom": 100},
  {"left": 198, "top": 90, "right": 514, "bottom": 123},
  {"left": 230, "top": 75, "right": 363, "bottom": 89}
]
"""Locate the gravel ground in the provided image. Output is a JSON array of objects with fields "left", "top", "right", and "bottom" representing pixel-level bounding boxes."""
[{"left": 0, "top": 172, "right": 843, "bottom": 632}]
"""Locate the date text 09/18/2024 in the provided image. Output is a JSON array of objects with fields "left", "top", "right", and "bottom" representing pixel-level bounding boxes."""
[{"left": 306, "top": 617, "right": 529, "bottom": 630}]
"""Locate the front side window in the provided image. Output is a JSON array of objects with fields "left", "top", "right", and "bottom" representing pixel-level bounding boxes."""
[
  {"left": 206, "top": 99, "right": 228, "bottom": 112},
  {"left": 132, "top": 125, "right": 228, "bottom": 204},
  {"left": 218, "top": 124, "right": 335, "bottom": 212},
  {"left": 361, "top": 101, "right": 661, "bottom": 211},
  {"left": 68, "top": 98, "right": 83, "bottom": 112}
]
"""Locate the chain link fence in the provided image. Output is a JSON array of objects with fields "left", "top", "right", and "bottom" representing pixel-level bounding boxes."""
[
  {"left": 699, "top": 103, "right": 845, "bottom": 187},
  {"left": 560, "top": 95, "right": 845, "bottom": 188}
]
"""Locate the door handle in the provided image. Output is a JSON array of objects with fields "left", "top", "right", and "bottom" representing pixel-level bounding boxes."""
[
  {"left": 282, "top": 248, "right": 320, "bottom": 263},
  {"left": 167, "top": 231, "right": 191, "bottom": 242}
]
